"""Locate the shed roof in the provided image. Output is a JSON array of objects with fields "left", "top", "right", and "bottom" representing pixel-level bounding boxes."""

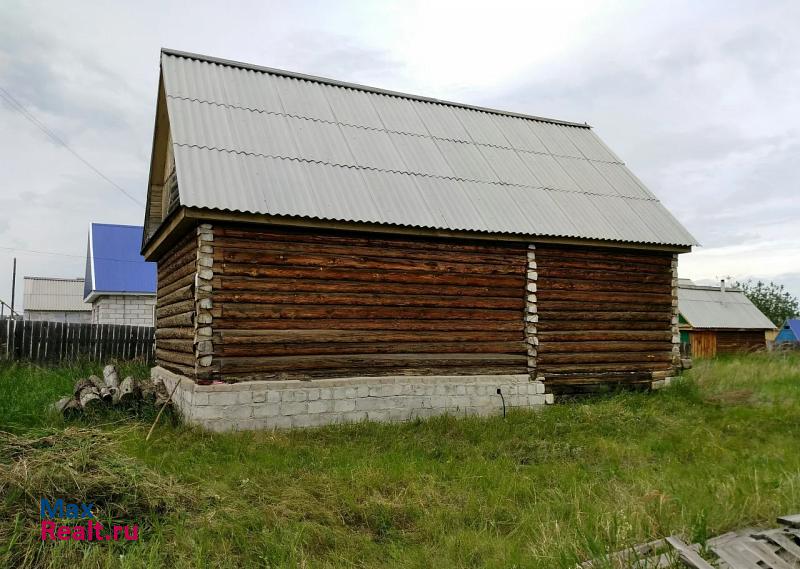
[
  {"left": 23, "top": 277, "right": 91, "bottom": 312},
  {"left": 84, "top": 223, "right": 157, "bottom": 302},
  {"left": 678, "top": 283, "right": 775, "bottom": 330},
  {"left": 153, "top": 49, "right": 697, "bottom": 248}
]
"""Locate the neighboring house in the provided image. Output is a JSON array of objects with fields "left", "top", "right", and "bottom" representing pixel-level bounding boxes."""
[
  {"left": 678, "top": 281, "right": 775, "bottom": 358},
  {"left": 23, "top": 277, "right": 91, "bottom": 323},
  {"left": 775, "top": 319, "right": 800, "bottom": 346},
  {"left": 142, "top": 49, "right": 698, "bottom": 430},
  {"left": 84, "top": 223, "right": 157, "bottom": 326}
]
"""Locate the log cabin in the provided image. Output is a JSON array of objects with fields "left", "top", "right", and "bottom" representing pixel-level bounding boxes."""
[
  {"left": 142, "top": 49, "right": 697, "bottom": 430},
  {"left": 678, "top": 280, "right": 775, "bottom": 358}
]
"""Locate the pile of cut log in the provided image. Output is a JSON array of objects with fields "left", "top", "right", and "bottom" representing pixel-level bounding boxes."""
[{"left": 54, "top": 365, "right": 169, "bottom": 416}]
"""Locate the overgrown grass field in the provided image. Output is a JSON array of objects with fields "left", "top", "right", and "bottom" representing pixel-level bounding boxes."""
[{"left": 1, "top": 353, "right": 799, "bottom": 568}]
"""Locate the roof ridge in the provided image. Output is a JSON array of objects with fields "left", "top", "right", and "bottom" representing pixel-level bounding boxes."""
[
  {"left": 161, "top": 48, "right": 592, "bottom": 129},
  {"left": 24, "top": 276, "right": 84, "bottom": 281}
]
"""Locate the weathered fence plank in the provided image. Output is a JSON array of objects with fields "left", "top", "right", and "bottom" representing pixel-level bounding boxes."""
[{"left": 0, "top": 320, "right": 154, "bottom": 364}]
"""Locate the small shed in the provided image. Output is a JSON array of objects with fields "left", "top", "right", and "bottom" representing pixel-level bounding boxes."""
[
  {"left": 83, "top": 223, "right": 157, "bottom": 326},
  {"left": 678, "top": 281, "right": 775, "bottom": 357},
  {"left": 775, "top": 319, "right": 800, "bottom": 346},
  {"left": 23, "top": 277, "right": 91, "bottom": 324},
  {"left": 141, "top": 49, "right": 698, "bottom": 430}
]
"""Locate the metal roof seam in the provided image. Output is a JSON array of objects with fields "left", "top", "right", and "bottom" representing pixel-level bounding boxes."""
[
  {"left": 171, "top": 142, "right": 663, "bottom": 203},
  {"left": 165, "top": 95, "right": 626, "bottom": 165}
]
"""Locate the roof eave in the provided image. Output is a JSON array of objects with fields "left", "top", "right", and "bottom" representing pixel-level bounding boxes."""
[{"left": 142, "top": 205, "right": 693, "bottom": 260}]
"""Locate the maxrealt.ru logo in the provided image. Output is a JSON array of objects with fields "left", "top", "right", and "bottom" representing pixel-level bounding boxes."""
[{"left": 40, "top": 498, "right": 138, "bottom": 542}]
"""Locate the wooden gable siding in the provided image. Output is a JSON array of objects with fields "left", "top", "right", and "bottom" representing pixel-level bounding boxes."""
[
  {"left": 155, "top": 229, "right": 198, "bottom": 377},
  {"left": 534, "top": 244, "right": 675, "bottom": 394},
  {"left": 208, "top": 224, "right": 528, "bottom": 381}
]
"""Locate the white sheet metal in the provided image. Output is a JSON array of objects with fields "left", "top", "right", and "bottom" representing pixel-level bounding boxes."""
[
  {"left": 158, "top": 50, "right": 697, "bottom": 246},
  {"left": 679, "top": 285, "right": 776, "bottom": 330}
]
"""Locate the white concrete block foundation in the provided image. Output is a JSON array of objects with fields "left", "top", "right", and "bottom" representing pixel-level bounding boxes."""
[{"left": 152, "top": 367, "right": 551, "bottom": 432}]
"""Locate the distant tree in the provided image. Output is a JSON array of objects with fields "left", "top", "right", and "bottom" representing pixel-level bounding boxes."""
[{"left": 734, "top": 279, "right": 800, "bottom": 327}]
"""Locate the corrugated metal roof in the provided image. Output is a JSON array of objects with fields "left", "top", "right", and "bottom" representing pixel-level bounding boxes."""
[
  {"left": 158, "top": 49, "right": 698, "bottom": 247},
  {"left": 23, "top": 277, "right": 91, "bottom": 312},
  {"left": 678, "top": 284, "right": 775, "bottom": 330},
  {"left": 84, "top": 224, "right": 157, "bottom": 301}
]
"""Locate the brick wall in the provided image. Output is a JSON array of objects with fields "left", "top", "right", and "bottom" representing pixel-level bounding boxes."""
[
  {"left": 154, "top": 366, "right": 552, "bottom": 432},
  {"left": 92, "top": 295, "right": 156, "bottom": 326}
]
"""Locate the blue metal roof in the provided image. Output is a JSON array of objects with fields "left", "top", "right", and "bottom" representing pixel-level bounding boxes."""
[
  {"left": 84, "top": 223, "right": 157, "bottom": 301},
  {"left": 776, "top": 318, "right": 800, "bottom": 344}
]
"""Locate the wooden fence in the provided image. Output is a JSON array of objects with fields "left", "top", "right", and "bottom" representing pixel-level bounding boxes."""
[{"left": 0, "top": 320, "right": 155, "bottom": 364}]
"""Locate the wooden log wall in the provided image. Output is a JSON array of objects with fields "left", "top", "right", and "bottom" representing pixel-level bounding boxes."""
[
  {"left": 715, "top": 330, "right": 766, "bottom": 355},
  {"left": 209, "top": 224, "right": 528, "bottom": 381},
  {"left": 533, "top": 243, "right": 676, "bottom": 394},
  {"left": 155, "top": 229, "right": 198, "bottom": 377}
]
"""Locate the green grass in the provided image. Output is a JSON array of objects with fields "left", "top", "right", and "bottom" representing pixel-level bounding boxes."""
[{"left": 1, "top": 353, "right": 799, "bottom": 568}]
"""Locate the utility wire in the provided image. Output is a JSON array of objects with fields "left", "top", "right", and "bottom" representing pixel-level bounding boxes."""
[
  {"left": 0, "top": 85, "right": 144, "bottom": 207},
  {"left": 0, "top": 245, "right": 148, "bottom": 264}
]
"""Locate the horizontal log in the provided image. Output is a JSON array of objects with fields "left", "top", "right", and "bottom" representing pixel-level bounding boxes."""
[
  {"left": 218, "top": 365, "right": 527, "bottom": 381},
  {"left": 214, "top": 318, "right": 522, "bottom": 332},
  {"left": 156, "top": 339, "right": 195, "bottom": 353},
  {"left": 536, "top": 277, "right": 669, "bottom": 295},
  {"left": 218, "top": 249, "right": 522, "bottom": 277},
  {"left": 158, "top": 247, "right": 197, "bottom": 278},
  {"left": 538, "top": 352, "right": 673, "bottom": 364},
  {"left": 536, "top": 289, "right": 673, "bottom": 304},
  {"left": 214, "top": 291, "right": 523, "bottom": 310},
  {"left": 221, "top": 304, "right": 523, "bottom": 322},
  {"left": 216, "top": 225, "right": 524, "bottom": 256},
  {"left": 158, "top": 283, "right": 194, "bottom": 307},
  {"left": 537, "top": 320, "right": 669, "bottom": 331},
  {"left": 537, "top": 341, "right": 671, "bottom": 353},
  {"left": 535, "top": 257, "right": 671, "bottom": 276},
  {"left": 538, "top": 362, "right": 671, "bottom": 372},
  {"left": 156, "top": 327, "right": 194, "bottom": 339},
  {"left": 217, "top": 276, "right": 522, "bottom": 299},
  {"left": 158, "top": 262, "right": 196, "bottom": 289},
  {"left": 156, "top": 348, "right": 195, "bottom": 367},
  {"left": 156, "top": 299, "right": 195, "bottom": 319},
  {"left": 215, "top": 236, "right": 522, "bottom": 267},
  {"left": 219, "top": 263, "right": 525, "bottom": 289},
  {"left": 158, "top": 232, "right": 197, "bottom": 266},
  {"left": 158, "top": 360, "right": 196, "bottom": 378},
  {"left": 217, "top": 329, "right": 522, "bottom": 344},
  {"left": 540, "top": 311, "right": 670, "bottom": 322},
  {"left": 538, "top": 331, "right": 672, "bottom": 342},
  {"left": 534, "top": 266, "right": 672, "bottom": 284},
  {"left": 218, "top": 353, "right": 526, "bottom": 373},
  {"left": 156, "top": 313, "right": 193, "bottom": 328},
  {"left": 534, "top": 246, "right": 671, "bottom": 267},
  {"left": 158, "top": 273, "right": 195, "bottom": 299},
  {"left": 217, "top": 341, "right": 526, "bottom": 357},
  {"left": 536, "top": 301, "right": 672, "bottom": 312},
  {"left": 543, "top": 371, "right": 655, "bottom": 383}
]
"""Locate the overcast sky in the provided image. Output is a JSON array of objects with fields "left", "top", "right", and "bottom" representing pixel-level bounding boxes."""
[{"left": 1, "top": 0, "right": 798, "bottom": 310}]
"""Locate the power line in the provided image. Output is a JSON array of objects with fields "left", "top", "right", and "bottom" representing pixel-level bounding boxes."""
[
  {"left": 0, "top": 85, "right": 144, "bottom": 207},
  {"left": 0, "top": 245, "right": 148, "bottom": 264}
]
